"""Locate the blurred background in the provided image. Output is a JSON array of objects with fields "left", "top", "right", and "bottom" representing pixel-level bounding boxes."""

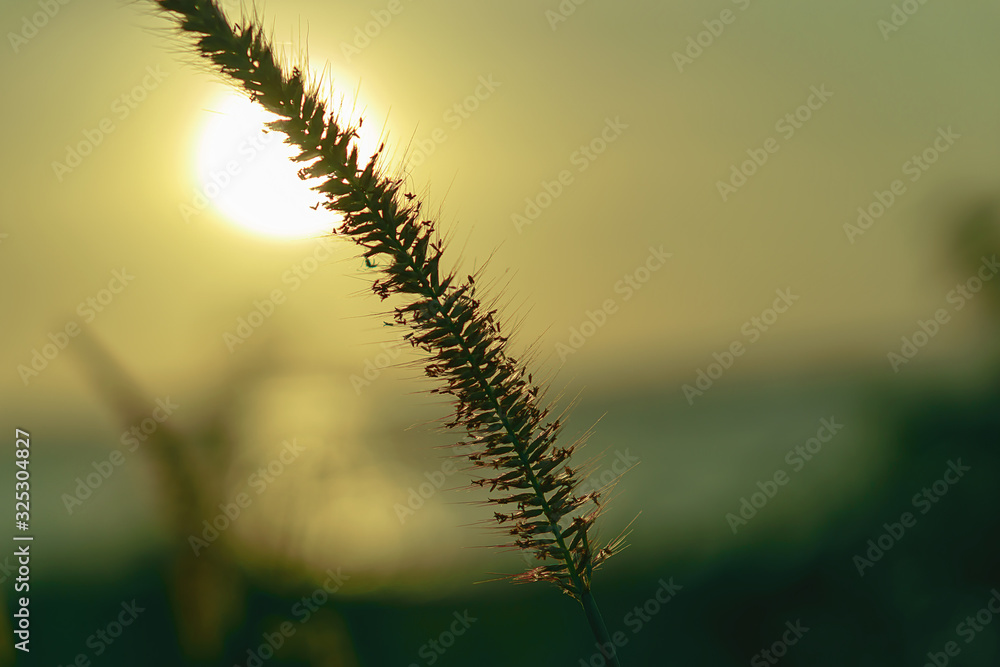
[{"left": 1, "top": 0, "right": 998, "bottom": 665}]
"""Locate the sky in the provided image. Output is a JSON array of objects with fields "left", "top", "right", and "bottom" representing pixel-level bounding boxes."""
[{"left": 0, "top": 0, "right": 998, "bottom": 585}]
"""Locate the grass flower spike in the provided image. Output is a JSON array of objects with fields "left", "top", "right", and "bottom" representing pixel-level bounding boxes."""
[{"left": 152, "top": 1, "right": 627, "bottom": 662}]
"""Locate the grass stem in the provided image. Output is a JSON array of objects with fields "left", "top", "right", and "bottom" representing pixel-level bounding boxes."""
[{"left": 583, "top": 591, "right": 623, "bottom": 667}]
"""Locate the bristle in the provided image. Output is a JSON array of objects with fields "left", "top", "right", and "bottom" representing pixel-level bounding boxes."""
[{"left": 150, "top": 0, "right": 622, "bottom": 604}]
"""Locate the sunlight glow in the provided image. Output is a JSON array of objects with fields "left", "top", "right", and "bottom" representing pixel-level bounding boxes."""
[{"left": 194, "top": 90, "right": 350, "bottom": 240}]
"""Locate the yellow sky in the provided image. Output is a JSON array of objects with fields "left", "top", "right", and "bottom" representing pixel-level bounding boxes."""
[
  {"left": 2, "top": 1, "right": 997, "bottom": 405},
  {"left": 1, "top": 0, "right": 998, "bottom": 578}
]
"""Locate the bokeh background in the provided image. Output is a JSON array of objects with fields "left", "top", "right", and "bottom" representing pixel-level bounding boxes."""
[{"left": 1, "top": 0, "right": 999, "bottom": 665}]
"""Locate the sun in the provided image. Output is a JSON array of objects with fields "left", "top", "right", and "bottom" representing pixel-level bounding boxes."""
[{"left": 192, "top": 89, "right": 343, "bottom": 240}]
